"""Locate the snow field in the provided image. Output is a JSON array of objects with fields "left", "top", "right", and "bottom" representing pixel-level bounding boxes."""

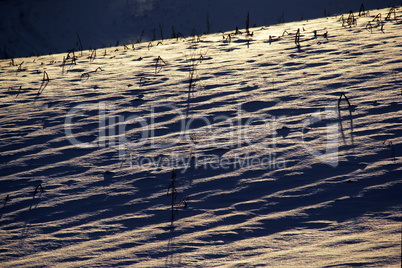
[{"left": 1, "top": 6, "right": 401, "bottom": 267}]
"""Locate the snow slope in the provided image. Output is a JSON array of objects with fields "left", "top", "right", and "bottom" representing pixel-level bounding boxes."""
[
  {"left": 1, "top": 6, "right": 402, "bottom": 267},
  {"left": 0, "top": 0, "right": 401, "bottom": 59}
]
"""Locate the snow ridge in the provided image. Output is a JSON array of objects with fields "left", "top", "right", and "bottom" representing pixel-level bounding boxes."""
[{"left": 0, "top": 0, "right": 401, "bottom": 59}]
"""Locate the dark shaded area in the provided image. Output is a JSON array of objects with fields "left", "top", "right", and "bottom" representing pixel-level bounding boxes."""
[{"left": 0, "top": 0, "right": 400, "bottom": 59}]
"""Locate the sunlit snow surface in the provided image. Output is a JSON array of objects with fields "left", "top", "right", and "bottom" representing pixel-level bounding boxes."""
[{"left": 1, "top": 7, "right": 401, "bottom": 267}]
